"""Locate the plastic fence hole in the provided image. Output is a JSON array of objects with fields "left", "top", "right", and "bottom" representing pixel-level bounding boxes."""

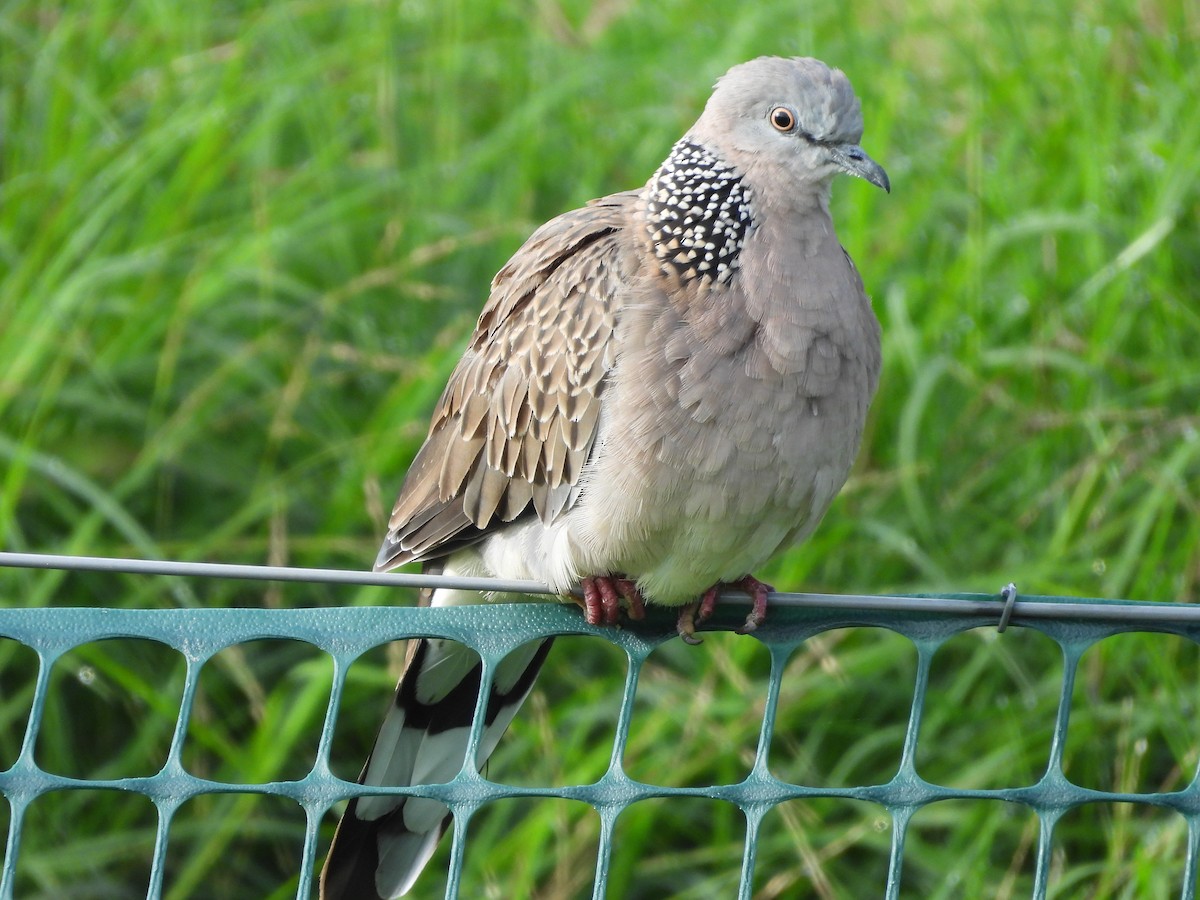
[
  {"left": 0, "top": 638, "right": 38, "bottom": 771},
  {"left": 491, "top": 635, "right": 626, "bottom": 788},
  {"left": 327, "top": 636, "right": 481, "bottom": 783},
  {"left": 769, "top": 627, "right": 917, "bottom": 788},
  {"left": 327, "top": 638, "right": 411, "bottom": 783},
  {"left": 36, "top": 638, "right": 184, "bottom": 779},
  {"left": 1064, "top": 632, "right": 1200, "bottom": 794},
  {"left": 753, "top": 798, "right": 891, "bottom": 899},
  {"left": 0, "top": 795, "right": 8, "bottom": 881},
  {"left": 458, "top": 797, "right": 599, "bottom": 899},
  {"left": 1050, "top": 803, "right": 1189, "bottom": 898},
  {"left": 624, "top": 631, "right": 770, "bottom": 788},
  {"left": 17, "top": 789, "right": 157, "bottom": 896},
  {"left": 608, "top": 797, "right": 746, "bottom": 900},
  {"left": 916, "top": 626, "right": 1060, "bottom": 789},
  {"left": 183, "top": 638, "right": 333, "bottom": 783},
  {"left": 905, "top": 799, "right": 1038, "bottom": 897},
  {"left": 164, "top": 793, "right": 308, "bottom": 899}
]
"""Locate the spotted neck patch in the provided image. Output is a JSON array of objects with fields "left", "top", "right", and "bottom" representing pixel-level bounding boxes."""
[{"left": 643, "top": 139, "right": 754, "bottom": 285}]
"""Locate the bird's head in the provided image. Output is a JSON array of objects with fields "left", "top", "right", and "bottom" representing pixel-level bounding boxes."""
[{"left": 692, "top": 56, "right": 889, "bottom": 196}]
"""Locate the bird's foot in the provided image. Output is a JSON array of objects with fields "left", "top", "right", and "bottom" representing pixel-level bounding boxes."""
[
  {"left": 577, "top": 575, "right": 646, "bottom": 626},
  {"left": 732, "top": 575, "right": 773, "bottom": 633},
  {"left": 675, "top": 600, "right": 705, "bottom": 645},
  {"left": 676, "top": 575, "right": 774, "bottom": 644},
  {"left": 615, "top": 577, "right": 647, "bottom": 620},
  {"left": 676, "top": 583, "right": 721, "bottom": 645}
]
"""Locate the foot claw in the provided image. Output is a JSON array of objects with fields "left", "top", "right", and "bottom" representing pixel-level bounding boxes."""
[
  {"left": 677, "top": 575, "right": 775, "bottom": 641},
  {"left": 579, "top": 575, "right": 646, "bottom": 626},
  {"left": 676, "top": 602, "right": 703, "bottom": 645}
]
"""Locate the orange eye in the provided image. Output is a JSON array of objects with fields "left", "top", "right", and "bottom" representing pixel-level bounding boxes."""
[{"left": 770, "top": 106, "right": 796, "bottom": 132}]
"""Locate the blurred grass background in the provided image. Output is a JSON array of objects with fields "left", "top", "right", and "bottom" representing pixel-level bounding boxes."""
[{"left": 1, "top": 0, "right": 1198, "bottom": 896}]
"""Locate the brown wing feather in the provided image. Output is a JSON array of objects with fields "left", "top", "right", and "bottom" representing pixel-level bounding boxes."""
[{"left": 375, "top": 191, "right": 639, "bottom": 572}]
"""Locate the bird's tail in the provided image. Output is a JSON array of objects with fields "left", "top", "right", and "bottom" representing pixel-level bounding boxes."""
[{"left": 320, "top": 633, "right": 553, "bottom": 899}]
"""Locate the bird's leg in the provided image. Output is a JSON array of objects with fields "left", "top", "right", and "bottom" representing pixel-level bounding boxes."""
[
  {"left": 676, "top": 584, "right": 721, "bottom": 645},
  {"left": 732, "top": 575, "right": 773, "bottom": 633},
  {"left": 697, "top": 584, "right": 721, "bottom": 621},
  {"left": 580, "top": 576, "right": 620, "bottom": 625},
  {"left": 676, "top": 601, "right": 704, "bottom": 645},
  {"left": 615, "top": 577, "right": 646, "bottom": 620},
  {"left": 676, "top": 576, "right": 775, "bottom": 643},
  {"left": 577, "top": 575, "right": 647, "bottom": 626}
]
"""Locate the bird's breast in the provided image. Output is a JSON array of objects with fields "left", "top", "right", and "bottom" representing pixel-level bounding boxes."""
[{"left": 562, "top": 248, "right": 879, "bottom": 602}]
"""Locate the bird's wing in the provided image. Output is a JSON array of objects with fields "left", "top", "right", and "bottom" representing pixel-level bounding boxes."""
[{"left": 374, "top": 191, "right": 639, "bottom": 571}]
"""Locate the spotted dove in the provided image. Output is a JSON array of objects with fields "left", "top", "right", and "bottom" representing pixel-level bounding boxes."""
[{"left": 321, "top": 55, "right": 888, "bottom": 899}]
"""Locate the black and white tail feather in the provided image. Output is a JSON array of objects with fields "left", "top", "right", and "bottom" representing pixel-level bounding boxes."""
[{"left": 321, "top": 576, "right": 553, "bottom": 898}]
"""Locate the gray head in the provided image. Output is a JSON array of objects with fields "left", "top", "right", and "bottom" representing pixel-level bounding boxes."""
[
  {"left": 641, "top": 57, "right": 886, "bottom": 285},
  {"left": 692, "top": 56, "right": 889, "bottom": 195}
]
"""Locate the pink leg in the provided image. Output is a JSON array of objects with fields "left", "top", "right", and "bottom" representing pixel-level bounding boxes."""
[
  {"left": 675, "top": 575, "right": 775, "bottom": 643},
  {"left": 615, "top": 578, "right": 646, "bottom": 620},
  {"left": 580, "top": 575, "right": 647, "bottom": 626},
  {"left": 732, "top": 575, "right": 773, "bottom": 633},
  {"left": 697, "top": 585, "right": 721, "bottom": 621},
  {"left": 588, "top": 576, "right": 620, "bottom": 625},
  {"left": 675, "top": 584, "right": 721, "bottom": 644},
  {"left": 575, "top": 579, "right": 600, "bottom": 625}
]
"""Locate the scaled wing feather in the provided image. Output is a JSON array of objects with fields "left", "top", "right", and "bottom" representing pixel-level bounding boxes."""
[{"left": 375, "top": 193, "right": 637, "bottom": 573}]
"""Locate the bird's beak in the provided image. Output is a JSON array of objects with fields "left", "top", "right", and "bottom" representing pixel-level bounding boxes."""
[{"left": 829, "top": 143, "right": 890, "bottom": 193}]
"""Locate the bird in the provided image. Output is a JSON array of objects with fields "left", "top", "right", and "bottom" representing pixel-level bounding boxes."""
[{"left": 320, "top": 55, "right": 888, "bottom": 899}]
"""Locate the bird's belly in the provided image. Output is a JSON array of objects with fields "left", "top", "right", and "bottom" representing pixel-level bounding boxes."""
[{"left": 566, "top": 362, "right": 868, "bottom": 605}]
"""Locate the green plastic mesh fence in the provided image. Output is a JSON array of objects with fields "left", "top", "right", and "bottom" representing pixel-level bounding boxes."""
[{"left": 1, "top": 553, "right": 1198, "bottom": 899}]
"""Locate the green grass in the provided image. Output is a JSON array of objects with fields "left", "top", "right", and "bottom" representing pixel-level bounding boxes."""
[{"left": 2, "top": 0, "right": 1199, "bottom": 896}]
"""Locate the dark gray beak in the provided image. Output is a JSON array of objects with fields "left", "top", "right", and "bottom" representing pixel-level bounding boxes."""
[{"left": 830, "top": 142, "right": 890, "bottom": 193}]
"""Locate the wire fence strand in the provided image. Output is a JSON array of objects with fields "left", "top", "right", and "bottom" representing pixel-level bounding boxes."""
[{"left": 5, "top": 551, "right": 1200, "bottom": 626}]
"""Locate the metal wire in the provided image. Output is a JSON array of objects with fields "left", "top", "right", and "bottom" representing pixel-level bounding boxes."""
[{"left": 4, "top": 551, "right": 1200, "bottom": 626}]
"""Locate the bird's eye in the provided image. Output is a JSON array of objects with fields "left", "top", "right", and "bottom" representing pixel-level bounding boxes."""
[{"left": 769, "top": 106, "right": 796, "bottom": 132}]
